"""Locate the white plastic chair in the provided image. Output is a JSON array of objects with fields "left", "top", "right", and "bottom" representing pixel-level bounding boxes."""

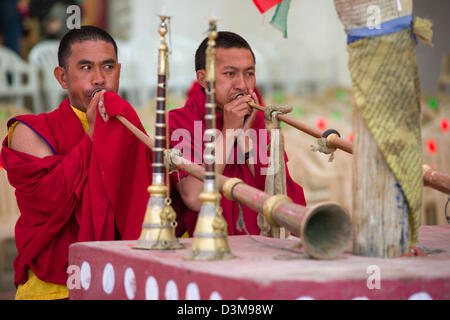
[
  {"left": 0, "top": 46, "right": 42, "bottom": 114},
  {"left": 28, "top": 40, "right": 67, "bottom": 111}
]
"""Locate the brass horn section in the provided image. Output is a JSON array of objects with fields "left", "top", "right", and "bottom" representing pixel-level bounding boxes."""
[
  {"left": 264, "top": 196, "right": 352, "bottom": 260},
  {"left": 133, "top": 15, "right": 183, "bottom": 250},
  {"left": 184, "top": 18, "right": 233, "bottom": 261},
  {"left": 222, "top": 178, "right": 351, "bottom": 260},
  {"left": 300, "top": 202, "right": 352, "bottom": 259}
]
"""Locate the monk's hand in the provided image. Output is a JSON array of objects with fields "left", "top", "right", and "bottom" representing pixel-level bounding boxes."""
[
  {"left": 98, "top": 92, "right": 109, "bottom": 122},
  {"left": 243, "top": 90, "right": 259, "bottom": 131},
  {"left": 223, "top": 94, "right": 253, "bottom": 130},
  {"left": 86, "top": 90, "right": 104, "bottom": 140}
]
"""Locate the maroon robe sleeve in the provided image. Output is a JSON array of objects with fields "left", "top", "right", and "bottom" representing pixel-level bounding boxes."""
[
  {"left": 1, "top": 133, "right": 92, "bottom": 286},
  {"left": 86, "top": 91, "right": 152, "bottom": 240}
]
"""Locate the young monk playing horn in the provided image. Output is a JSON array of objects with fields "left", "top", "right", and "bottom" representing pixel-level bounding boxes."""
[{"left": 168, "top": 31, "right": 306, "bottom": 237}]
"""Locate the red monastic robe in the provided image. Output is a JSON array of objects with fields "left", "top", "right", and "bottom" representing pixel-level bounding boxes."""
[
  {"left": 1, "top": 92, "right": 152, "bottom": 287},
  {"left": 168, "top": 85, "right": 306, "bottom": 237}
]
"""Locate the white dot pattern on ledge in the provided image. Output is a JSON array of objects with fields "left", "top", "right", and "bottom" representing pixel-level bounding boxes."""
[
  {"left": 408, "top": 292, "right": 432, "bottom": 300},
  {"left": 124, "top": 267, "right": 136, "bottom": 300},
  {"left": 74, "top": 261, "right": 435, "bottom": 300},
  {"left": 209, "top": 291, "right": 222, "bottom": 300},
  {"left": 145, "top": 276, "right": 159, "bottom": 300},
  {"left": 165, "top": 280, "right": 179, "bottom": 300},
  {"left": 295, "top": 296, "right": 315, "bottom": 300},
  {"left": 186, "top": 282, "right": 200, "bottom": 300},
  {"left": 102, "top": 263, "right": 115, "bottom": 294},
  {"left": 80, "top": 261, "right": 91, "bottom": 291}
]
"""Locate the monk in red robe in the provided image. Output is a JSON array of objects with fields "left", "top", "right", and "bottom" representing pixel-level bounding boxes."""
[
  {"left": 169, "top": 31, "right": 306, "bottom": 237},
  {"left": 0, "top": 26, "right": 152, "bottom": 299}
]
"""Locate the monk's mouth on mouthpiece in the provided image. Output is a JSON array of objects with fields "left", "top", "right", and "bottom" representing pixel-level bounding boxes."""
[
  {"left": 233, "top": 92, "right": 245, "bottom": 100},
  {"left": 91, "top": 88, "right": 104, "bottom": 98}
]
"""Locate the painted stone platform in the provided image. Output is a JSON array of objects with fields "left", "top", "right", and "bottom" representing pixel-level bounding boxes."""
[{"left": 68, "top": 226, "right": 450, "bottom": 300}]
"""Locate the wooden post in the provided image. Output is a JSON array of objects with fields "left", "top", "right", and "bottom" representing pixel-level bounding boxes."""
[{"left": 352, "top": 106, "right": 410, "bottom": 258}]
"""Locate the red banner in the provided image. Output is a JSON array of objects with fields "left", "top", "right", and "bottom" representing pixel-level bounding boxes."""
[{"left": 252, "top": 0, "right": 283, "bottom": 13}]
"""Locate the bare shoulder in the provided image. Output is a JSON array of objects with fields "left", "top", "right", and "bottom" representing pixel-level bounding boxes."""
[{"left": 10, "top": 122, "right": 54, "bottom": 158}]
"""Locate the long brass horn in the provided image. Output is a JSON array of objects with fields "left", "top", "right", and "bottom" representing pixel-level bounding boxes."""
[
  {"left": 246, "top": 101, "right": 450, "bottom": 195},
  {"left": 184, "top": 18, "right": 233, "bottom": 261},
  {"left": 133, "top": 15, "right": 184, "bottom": 251}
]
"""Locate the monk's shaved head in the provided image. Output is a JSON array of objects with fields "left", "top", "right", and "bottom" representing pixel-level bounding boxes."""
[
  {"left": 195, "top": 31, "right": 255, "bottom": 72},
  {"left": 58, "top": 26, "right": 118, "bottom": 69}
]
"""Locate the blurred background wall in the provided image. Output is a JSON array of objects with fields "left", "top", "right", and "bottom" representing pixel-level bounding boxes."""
[{"left": 105, "top": 0, "right": 449, "bottom": 95}]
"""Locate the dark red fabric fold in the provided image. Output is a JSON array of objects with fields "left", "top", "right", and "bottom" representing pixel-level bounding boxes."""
[
  {"left": 1, "top": 92, "right": 152, "bottom": 286},
  {"left": 168, "top": 85, "right": 306, "bottom": 237}
]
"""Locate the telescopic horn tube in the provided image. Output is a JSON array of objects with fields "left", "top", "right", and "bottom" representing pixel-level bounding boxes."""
[{"left": 245, "top": 100, "right": 450, "bottom": 195}]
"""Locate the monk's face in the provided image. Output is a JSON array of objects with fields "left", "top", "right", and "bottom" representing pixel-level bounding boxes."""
[
  {"left": 55, "top": 40, "right": 121, "bottom": 112},
  {"left": 214, "top": 47, "right": 256, "bottom": 109}
]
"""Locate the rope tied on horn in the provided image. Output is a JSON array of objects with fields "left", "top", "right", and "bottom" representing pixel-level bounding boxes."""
[
  {"left": 262, "top": 105, "right": 292, "bottom": 238},
  {"left": 164, "top": 148, "right": 183, "bottom": 173},
  {"left": 310, "top": 129, "right": 342, "bottom": 162}
]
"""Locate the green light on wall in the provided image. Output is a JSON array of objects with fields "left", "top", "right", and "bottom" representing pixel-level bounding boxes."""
[
  {"left": 428, "top": 97, "right": 438, "bottom": 110},
  {"left": 336, "top": 89, "right": 347, "bottom": 102},
  {"left": 332, "top": 110, "right": 342, "bottom": 120},
  {"left": 274, "top": 90, "right": 284, "bottom": 104},
  {"left": 294, "top": 107, "right": 303, "bottom": 117}
]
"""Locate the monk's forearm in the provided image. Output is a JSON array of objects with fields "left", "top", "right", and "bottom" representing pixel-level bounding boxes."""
[
  {"left": 176, "top": 129, "right": 234, "bottom": 211},
  {"left": 176, "top": 127, "right": 257, "bottom": 211},
  {"left": 176, "top": 175, "right": 203, "bottom": 212},
  {"left": 217, "top": 129, "right": 255, "bottom": 176},
  {"left": 215, "top": 128, "right": 237, "bottom": 175},
  {"left": 238, "top": 135, "right": 255, "bottom": 177}
]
